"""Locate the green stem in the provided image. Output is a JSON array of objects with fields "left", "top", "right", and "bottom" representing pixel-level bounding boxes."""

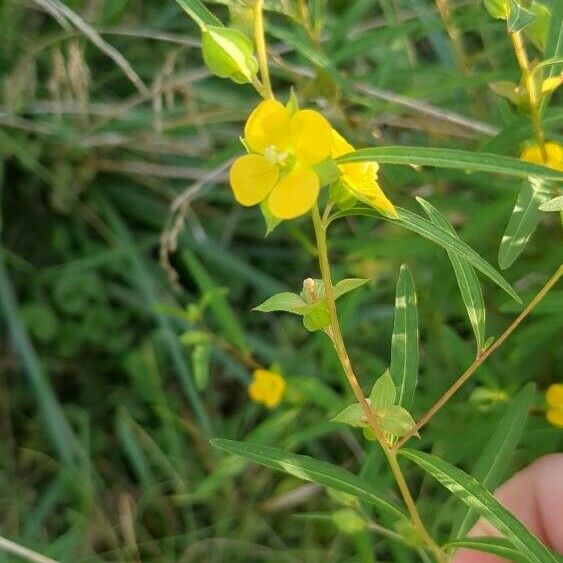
[
  {"left": 510, "top": 31, "right": 547, "bottom": 162},
  {"left": 254, "top": 0, "right": 273, "bottom": 99},
  {"left": 311, "top": 206, "right": 446, "bottom": 563}
]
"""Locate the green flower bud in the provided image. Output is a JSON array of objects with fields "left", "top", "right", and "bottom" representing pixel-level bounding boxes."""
[{"left": 201, "top": 25, "right": 258, "bottom": 84}]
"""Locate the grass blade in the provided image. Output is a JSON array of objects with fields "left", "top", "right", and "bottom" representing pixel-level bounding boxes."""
[
  {"left": 336, "top": 147, "right": 563, "bottom": 181},
  {"left": 401, "top": 449, "right": 558, "bottom": 563},
  {"left": 498, "top": 177, "right": 551, "bottom": 270},
  {"left": 212, "top": 439, "right": 406, "bottom": 520},
  {"left": 451, "top": 383, "right": 535, "bottom": 538},
  {"left": 390, "top": 264, "right": 418, "bottom": 410},
  {"left": 417, "top": 198, "right": 486, "bottom": 351}
]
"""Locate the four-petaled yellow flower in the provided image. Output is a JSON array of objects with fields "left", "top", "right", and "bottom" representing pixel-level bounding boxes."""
[
  {"left": 546, "top": 384, "right": 563, "bottom": 429},
  {"left": 520, "top": 141, "right": 563, "bottom": 171},
  {"left": 331, "top": 129, "right": 397, "bottom": 217},
  {"left": 248, "top": 368, "right": 286, "bottom": 408},
  {"left": 229, "top": 99, "right": 332, "bottom": 219}
]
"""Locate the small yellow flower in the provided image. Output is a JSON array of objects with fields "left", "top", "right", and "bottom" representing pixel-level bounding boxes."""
[
  {"left": 248, "top": 368, "right": 286, "bottom": 408},
  {"left": 229, "top": 99, "right": 332, "bottom": 220},
  {"left": 330, "top": 129, "right": 397, "bottom": 217},
  {"left": 520, "top": 141, "right": 563, "bottom": 171},
  {"left": 546, "top": 383, "right": 563, "bottom": 429}
]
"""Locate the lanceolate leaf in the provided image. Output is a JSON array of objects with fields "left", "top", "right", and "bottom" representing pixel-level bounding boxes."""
[
  {"left": 390, "top": 266, "right": 418, "bottom": 409},
  {"left": 445, "top": 537, "right": 529, "bottom": 562},
  {"left": 333, "top": 278, "right": 369, "bottom": 299},
  {"left": 330, "top": 206, "right": 521, "bottom": 303},
  {"left": 401, "top": 449, "right": 558, "bottom": 563},
  {"left": 253, "top": 292, "right": 307, "bottom": 314},
  {"left": 335, "top": 147, "right": 563, "bottom": 181},
  {"left": 174, "top": 0, "right": 223, "bottom": 29},
  {"left": 417, "top": 198, "right": 486, "bottom": 351},
  {"left": 211, "top": 439, "right": 406, "bottom": 520},
  {"left": 451, "top": 383, "right": 535, "bottom": 538},
  {"left": 498, "top": 177, "right": 551, "bottom": 270}
]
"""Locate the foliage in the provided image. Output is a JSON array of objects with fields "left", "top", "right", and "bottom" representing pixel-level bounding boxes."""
[{"left": 0, "top": 0, "right": 561, "bottom": 562}]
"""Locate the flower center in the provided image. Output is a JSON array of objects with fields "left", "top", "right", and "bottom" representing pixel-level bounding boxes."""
[{"left": 264, "top": 145, "right": 290, "bottom": 166}]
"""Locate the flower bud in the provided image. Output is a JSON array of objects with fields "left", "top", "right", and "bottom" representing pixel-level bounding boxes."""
[{"left": 202, "top": 25, "right": 258, "bottom": 84}]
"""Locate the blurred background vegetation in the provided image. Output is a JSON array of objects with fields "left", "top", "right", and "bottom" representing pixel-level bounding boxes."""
[{"left": 0, "top": 0, "right": 561, "bottom": 561}]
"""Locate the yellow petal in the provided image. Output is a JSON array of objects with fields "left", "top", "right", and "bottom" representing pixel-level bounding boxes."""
[
  {"left": 289, "top": 109, "right": 332, "bottom": 166},
  {"left": 520, "top": 141, "right": 563, "bottom": 171},
  {"left": 547, "top": 408, "right": 563, "bottom": 429},
  {"left": 546, "top": 384, "right": 563, "bottom": 408},
  {"left": 244, "top": 99, "right": 291, "bottom": 153},
  {"left": 229, "top": 154, "right": 279, "bottom": 206},
  {"left": 541, "top": 76, "right": 562, "bottom": 95},
  {"left": 268, "top": 168, "right": 320, "bottom": 219},
  {"left": 331, "top": 128, "right": 355, "bottom": 158}
]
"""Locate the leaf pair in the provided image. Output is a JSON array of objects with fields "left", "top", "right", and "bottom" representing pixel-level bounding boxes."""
[
  {"left": 253, "top": 277, "right": 368, "bottom": 332},
  {"left": 332, "top": 371, "right": 416, "bottom": 440}
]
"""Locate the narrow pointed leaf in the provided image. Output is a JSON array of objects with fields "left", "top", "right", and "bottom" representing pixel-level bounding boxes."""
[
  {"left": 451, "top": 383, "right": 535, "bottom": 538},
  {"left": 253, "top": 292, "right": 307, "bottom": 314},
  {"left": 390, "top": 265, "right": 418, "bottom": 409},
  {"left": 401, "top": 449, "right": 558, "bottom": 563},
  {"left": 417, "top": 198, "right": 486, "bottom": 351},
  {"left": 335, "top": 147, "right": 563, "bottom": 181},
  {"left": 446, "top": 537, "right": 530, "bottom": 562},
  {"left": 333, "top": 278, "right": 369, "bottom": 300},
  {"left": 498, "top": 177, "right": 551, "bottom": 269},
  {"left": 173, "top": 0, "right": 223, "bottom": 29},
  {"left": 211, "top": 439, "right": 406, "bottom": 520},
  {"left": 331, "top": 206, "right": 521, "bottom": 303}
]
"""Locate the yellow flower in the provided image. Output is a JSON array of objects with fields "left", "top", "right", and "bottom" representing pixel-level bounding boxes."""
[
  {"left": 520, "top": 141, "right": 563, "bottom": 171},
  {"left": 330, "top": 129, "right": 397, "bottom": 217},
  {"left": 229, "top": 99, "right": 332, "bottom": 220},
  {"left": 546, "top": 383, "right": 563, "bottom": 429},
  {"left": 248, "top": 368, "right": 286, "bottom": 408}
]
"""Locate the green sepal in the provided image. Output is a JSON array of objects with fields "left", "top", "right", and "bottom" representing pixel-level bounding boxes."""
[
  {"left": 332, "top": 509, "right": 366, "bottom": 534},
  {"left": 524, "top": 1, "right": 550, "bottom": 51},
  {"left": 302, "top": 301, "right": 331, "bottom": 331},
  {"left": 378, "top": 405, "right": 416, "bottom": 438},
  {"left": 329, "top": 179, "right": 357, "bottom": 210},
  {"left": 507, "top": 0, "right": 536, "bottom": 33},
  {"left": 369, "top": 370, "right": 396, "bottom": 412},
  {"left": 331, "top": 403, "right": 367, "bottom": 427},
  {"left": 260, "top": 200, "right": 282, "bottom": 236},
  {"left": 483, "top": 0, "right": 510, "bottom": 19}
]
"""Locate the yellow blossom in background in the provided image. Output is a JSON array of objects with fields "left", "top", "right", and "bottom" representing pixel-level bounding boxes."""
[
  {"left": 330, "top": 129, "right": 397, "bottom": 217},
  {"left": 546, "top": 384, "right": 563, "bottom": 428},
  {"left": 248, "top": 368, "right": 286, "bottom": 408},
  {"left": 229, "top": 99, "right": 332, "bottom": 219},
  {"left": 520, "top": 141, "right": 563, "bottom": 171}
]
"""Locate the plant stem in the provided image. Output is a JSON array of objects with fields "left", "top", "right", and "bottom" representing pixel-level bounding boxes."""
[
  {"left": 254, "top": 0, "right": 273, "bottom": 99},
  {"left": 434, "top": 0, "right": 469, "bottom": 74},
  {"left": 510, "top": 31, "right": 547, "bottom": 162},
  {"left": 394, "top": 264, "right": 563, "bottom": 450},
  {"left": 311, "top": 206, "right": 446, "bottom": 563}
]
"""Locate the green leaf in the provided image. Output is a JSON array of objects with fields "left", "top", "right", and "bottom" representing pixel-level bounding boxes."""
[
  {"left": 369, "top": 370, "right": 396, "bottom": 412},
  {"left": 332, "top": 403, "right": 367, "bottom": 428},
  {"left": 483, "top": 0, "right": 510, "bottom": 19},
  {"left": 332, "top": 509, "right": 366, "bottom": 534},
  {"left": 211, "top": 439, "right": 406, "bottom": 520},
  {"left": 400, "top": 449, "right": 558, "bottom": 563},
  {"left": 333, "top": 278, "right": 370, "bottom": 300},
  {"left": 445, "top": 537, "right": 530, "bottom": 562},
  {"left": 508, "top": 0, "right": 537, "bottom": 33},
  {"left": 389, "top": 265, "right": 418, "bottom": 409},
  {"left": 539, "top": 195, "right": 563, "bottom": 212},
  {"left": 335, "top": 147, "right": 563, "bottom": 181},
  {"left": 331, "top": 206, "right": 521, "bottom": 303},
  {"left": 524, "top": 1, "right": 551, "bottom": 51},
  {"left": 417, "top": 198, "right": 486, "bottom": 351},
  {"left": 253, "top": 292, "right": 307, "bottom": 314},
  {"left": 378, "top": 406, "right": 416, "bottom": 438},
  {"left": 545, "top": 0, "right": 562, "bottom": 80},
  {"left": 451, "top": 383, "right": 535, "bottom": 538},
  {"left": 498, "top": 177, "right": 551, "bottom": 270},
  {"left": 174, "top": 0, "right": 223, "bottom": 29}
]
